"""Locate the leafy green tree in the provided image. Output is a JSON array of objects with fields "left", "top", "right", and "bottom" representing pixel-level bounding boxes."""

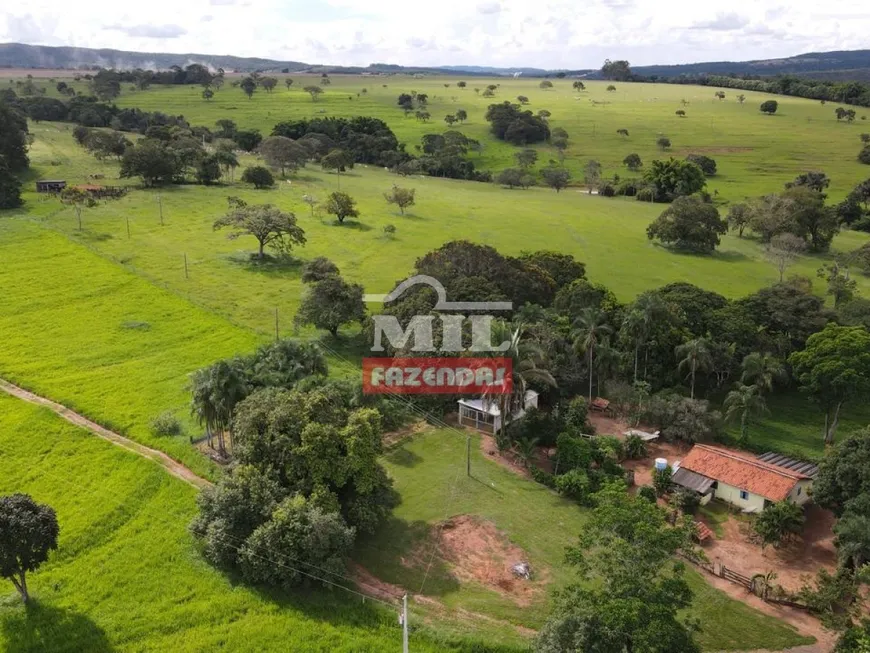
[
  {"left": 120, "top": 140, "right": 182, "bottom": 186},
  {"left": 572, "top": 80, "right": 586, "bottom": 91},
  {"left": 304, "top": 85, "right": 323, "bottom": 101},
  {"left": 202, "top": 88, "right": 214, "bottom": 101},
  {"left": 573, "top": 307, "right": 613, "bottom": 403},
  {"left": 323, "top": 191, "right": 359, "bottom": 224},
  {"left": 646, "top": 195, "right": 726, "bottom": 253},
  {"left": 515, "top": 148, "right": 538, "bottom": 169},
  {"left": 685, "top": 154, "right": 717, "bottom": 176},
  {"left": 233, "top": 129, "right": 263, "bottom": 152},
  {"left": 258, "top": 135, "right": 308, "bottom": 177},
  {"left": 301, "top": 257, "right": 340, "bottom": 283},
  {"left": 642, "top": 158, "right": 706, "bottom": 202},
  {"left": 517, "top": 95, "right": 530, "bottom": 105},
  {"left": 536, "top": 483, "right": 700, "bottom": 653},
  {"left": 284, "top": 78, "right": 294, "bottom": 89},
  {"left": 213, "top": 200, "right": 305, "bottom": 260},
  {"left": 760, "top": 100, "right": 778, "bottom": 114},
  {"left": 0, "top": 494, "right": 59, "bottom": 603},
  {"left": 657, "top": 136, "right": 671, "bottom": 150},
  {"left": 241, "top": 165, "right": 275, "bottom": 189},
  {"left": 0, "top": 159, "right": 23, "bottom": 209},
  {"left": 740, "top": 352, "right": 787, "bottom": 394},
  {"left": 676, "top": 337, "right": 713, "bottom": 399},
  {"left": 583, "top": 160, "right": 602, "bottom": 194},
  {"left": 724, "top": 383, "right": 767, "bottom": 444},
  {"left": 383, "top": 185, "right": 416, "bottom": 214},
  {"left": 753, "top": 501, "right": 805, "bottom": 550},
  {"left": 295, "top": 273, "right": 366, "bottom": 336},
  {"left": 789, "top": 325, "right": 870, "bottom": 444},
  {"left": 455, "top": 108, "right": 468, "bottom": 122},
  {"left": 787, "top": 171, "right": 831, "bottom": 195},
  {"left": 813, "top": 428, "right": 870, "bottom": 515},
  {"left": 834, "top": 493, "right": 870, "bottom": 570},
  {"left": 540, "top": 166, "right": 570, "bottom": 192},
  {"left": 260, "top": 77, "right": 278, "bottom": 93},
  {"left": 818, "top": 262, "right": 858, "bottom": 307},
  {"left": 496, "top": 167, "right": 534, "bottom": 189},
  {"left": 653, "top": 465, "right": 673, "bottom": 495},
  {"left": 240, "top": 76, "right": 257, "bottom": 99},
  {"left": 321, "top": 149, "right": 354, "bottom": 189},
  {"left": 195, "top": 154, "right": 222, "bottom": 185},
  {"left": 623, "top": 152, "right": 642, "bottom": 171},
  {"left": 239, "top": 495, "right": 355, "bottom": 589},
  {"left": 727, "top": 202, "right": 751, "bottom": 237},
  {"left": 189, "top": 358, "right": 248, "bottom": 452},
  {"left": 539, "top": 80, "right": 553, "bottom": 90},
  {"left": 859, "top": 146, "right": 870, "bottom": 165},
  {"left": 213, "top": 149, "right": 239, "bottom": 182}
]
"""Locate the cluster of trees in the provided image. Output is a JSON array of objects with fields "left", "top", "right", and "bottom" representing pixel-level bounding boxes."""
[
  {"left": 0, "top": 99, "right": 28, "bottom": 209},
  {"left": 485, "top": 101, "right": 551, "bottom": 146},
  {"left": 727, "top": 176, "right": 841, "bottom": 251},
  {"left": 119, "top": 131, "right": 224, "bottom": 186},
  {"left": 272, "top": 116, "right": 403, "bottom": 167},
  {"left": 396, "top": 131, "right": 490, "bottom": 182},
  {"left": 87, "top": 65, "right": 223, "bottom": 98},
  {"left": 652, "top": 73, "right": 870, "bottom": 108}
]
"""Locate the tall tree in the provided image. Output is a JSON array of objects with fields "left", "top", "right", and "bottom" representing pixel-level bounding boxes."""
[
  {"left": 789, "top": 325, "right": 870, "bottom": 444},
  {"left": 0, "top": 494, "right": 59, "bottom": 603},
  {"left": 240, "top": 76, "right": 257, "bottom": 99},
  {"left": 813, "top": 428, "right": 870, "bottom": 516},
  {"left": 189, "top": 359, "right": 248, "bottom": 453},
  {"left": 213, "top": 199, "right": 306, "bottom": 260},
  {"left": 740, "top": 352, "right": 787, "bottom": 394},
  {"left": 724, "top": 383, "right": 768, "bottom": 444},
  {"left": 573, "top": 308, "right": 613, "bottom": 403},
  {"left": 60, "top": 187, "right": 97, "bottom": 230},
  {"left": 646, "top": 195, "right": 727, "bottom": 253},
  {"left": 321, "top": 149, "right": 353, "bottom": 189},
  {"left": 324, "top": 191, "right": 359, "bottom": 224},
  {"left": 258, "top": 136, "right": 308, "bottom": 177},
  {"left": 295, "top": 273, "right": 366, "bottom": 337},
  {"left": 675, "top": 337, "right": 713, "bottom": 399}
]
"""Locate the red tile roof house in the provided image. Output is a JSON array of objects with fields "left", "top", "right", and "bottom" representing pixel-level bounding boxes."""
[{"left": 671, "top": 444, "right": 815, "bottom": 513}]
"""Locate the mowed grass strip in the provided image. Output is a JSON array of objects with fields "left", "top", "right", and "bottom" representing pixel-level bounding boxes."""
[
  {"left": 0, "top": 394, "right": 483, "bottom": 653},
  {"left": 0, "top": 220, "right": 262, "bottom": 479},
  {"left": 357, "top": 428, "right": 813, "bottom": 651}
]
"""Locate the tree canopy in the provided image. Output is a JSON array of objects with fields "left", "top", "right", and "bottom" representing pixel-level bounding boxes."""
[
  {"left": 213, "top": 199, "right": 306, "bottom": 259},
  {"left": 0, "top": 494, "right": 59, "bottom": 603},
  {"left": 646, "top": 195, "right": 727, "bottom": 253}
]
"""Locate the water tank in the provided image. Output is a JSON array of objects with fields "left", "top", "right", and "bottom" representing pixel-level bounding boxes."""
[{"left": 654, "top": 458, "right": 668, "bottom": 471}]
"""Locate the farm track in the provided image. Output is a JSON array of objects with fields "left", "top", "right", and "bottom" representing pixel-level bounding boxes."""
[{"left": 0, "top": 377, "right": 212, "bottom": 489}]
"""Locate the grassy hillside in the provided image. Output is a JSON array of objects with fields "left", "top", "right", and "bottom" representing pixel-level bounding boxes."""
[
  {"left": 0, "top": 394, "right": 502, "bottom": 652},
  {"left": 0, "top": 394, "right": 812, "bottom": 651},
  {"left": 103, "top": 76, "right": 870, "bottom": 202}
]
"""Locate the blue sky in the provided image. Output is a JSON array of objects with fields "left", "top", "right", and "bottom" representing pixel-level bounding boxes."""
[{"left": 3, "top": 0, "right": 869, "bottom": 68}]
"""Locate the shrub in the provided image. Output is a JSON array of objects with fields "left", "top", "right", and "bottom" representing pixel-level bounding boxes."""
[
  {"left": 754, "top": 500, "right": 805, "bottom": 549},
  {"left": 598, "top": 182, "right": 616, "bottom": 197},
  {"left": 150, "top": 411, "right": 182, "bottom": 436},
  {"left": 638, "top": 485, "right": 657, "bottom": 503},
  {"left": 242, "top": 165, "right": 275, "bottom": 189},
  {"left": 531, "top": 466, "right": 557, "bottom": 489},
  {"left": 624, "top": 434, "right": 647, "bottom": 460},
  {"left": 596, "top": 436, "right": 625, "bottom": 462},
  {"left": 859, "top": 146, "right": 870, "bottom": 165},
  {"left": 653, "top": 466, "right": 672, "bottom": 496},
  {"left": 616, "top": 179, "right": 639, "bottom": 196},
  {"left": 685, "top": 154, "right": 717, "bottom": 176},
  {"left": 760, "top": 100, "right": 778, "bottom": 115},
  {"left": 383, "top": 224, "right": 396, "bottom": 237},
  {"left": 555, "top": 469, "right": 594, "bottom": 505},
  {"left": 670, "top": 487, "right": 701, "bottom": 514}
]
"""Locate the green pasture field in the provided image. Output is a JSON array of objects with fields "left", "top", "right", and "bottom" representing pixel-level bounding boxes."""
[
  {"left": 0, "top": 394, "right": 812, "bottom": 651},
  {"left": 0, "top": 393, "right": 510, "bottom": 653},
  {"left": 98, "top": 74, "right": 870, "bottom": 203},
  {"left": 8, "top": 123, "right": 870, "bottom": 461},
  {"left": 356, "top": 426, "right": 813, "bottom": 651}
]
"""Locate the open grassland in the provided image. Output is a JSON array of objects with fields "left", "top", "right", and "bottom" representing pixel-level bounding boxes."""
[
  {"left": 98, "top": 75, "right": 870, "bottom": 203},
  {"left": 0, "top": 219, "right": 261, "bottom": 479},
  {"left": 357, "top": 427, "right": 814, "bottom": 651},
  {"left": 0, "top": 394, "right": 812, "bottom": 652},
  {"left": 0, "top": 394, "right": 504, "bottom": 653},
  {"left": 9, "top": 124, "right": 870, "bottom": 461}
]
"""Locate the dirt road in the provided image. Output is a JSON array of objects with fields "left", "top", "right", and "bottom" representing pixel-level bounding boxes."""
[{"left": 0, "top": 378, "right": 212, "bottom": 489}]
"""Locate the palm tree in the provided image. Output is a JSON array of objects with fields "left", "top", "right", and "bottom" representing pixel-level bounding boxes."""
[
  {"left": 189, "top": 360, "right": 248, "bottom": 455},
  {"left": 623, "top": 292, "right": 669, "bottom": 382},
  {"left": 740, "top": 352, "right": 787, "bottom": 394},
  {"left": 675, "top": 337, "right": 712, "bottom": 399},
  {"left": 483, "top": 321, "right": 556, "bottom": 436},
  {"left": 213, "top": 149, "right": 239, "bottom": 182},
  {"left": 573, "top": 307, "right": 613, "bottom": 404},
  {"left": 514, "top": 436, "right": 540, "bottom": 468},
  {"left": 724, "top": 383, "right": 768, "bottom": 444}
]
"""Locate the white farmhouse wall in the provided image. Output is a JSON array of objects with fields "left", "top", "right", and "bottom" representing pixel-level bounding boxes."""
[
  {"left": 788, "top": 479, "right": 813, "bottom": 506},
  {"left": 713, "top": 482, "right": 767, "bottom": 513}
]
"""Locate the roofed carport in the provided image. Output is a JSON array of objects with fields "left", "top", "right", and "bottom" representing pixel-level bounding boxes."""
[{"left": 672, "top": 467, "right": 715, "bottom": 495}]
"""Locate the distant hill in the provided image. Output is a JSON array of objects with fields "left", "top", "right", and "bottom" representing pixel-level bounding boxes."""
[{"left": 3, "top": 42, "right": 870, "bottom": 81}]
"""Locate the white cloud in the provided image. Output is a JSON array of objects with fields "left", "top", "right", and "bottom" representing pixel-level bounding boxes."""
[
  {"left": 106, "top": 23, "right": 187, "bottom": 38},
  {"left": 1, "top": 0, "right": 869, "bottom": 68}
]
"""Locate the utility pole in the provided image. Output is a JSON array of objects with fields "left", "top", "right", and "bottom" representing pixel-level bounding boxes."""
[
  {"left": 402, "top": 594, "right": 409, "bottom": 653},
  {"left": 126, "top": 215, "right": 131, "bottom": 239},
  {"left": 275, "top": 308, "right": 280, "bottom": 341},
  {"left": 183, "top": 253, "right": 189, "bottom": 279},
  {"left": 157, "top": 194, "right": 164, "bottom": 226},
  {"left": 466, "top": 435, "right": 471, "bottom": 477}
]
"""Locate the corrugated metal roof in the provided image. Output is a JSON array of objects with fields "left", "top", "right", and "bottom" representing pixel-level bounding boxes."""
[
  {"left": 756, "top": 452, "right": 819, "bottom": 479},
  {"left": 672, "top": 467, "right": 715, "bottom": 494}
]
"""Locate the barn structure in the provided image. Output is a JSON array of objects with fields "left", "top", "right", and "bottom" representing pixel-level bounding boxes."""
[
  {"left": 35, "top": 180, "right": 66, "bottom": 193},
  {"left": 457, "top": 390, "right": 538, "bottom": 434}
]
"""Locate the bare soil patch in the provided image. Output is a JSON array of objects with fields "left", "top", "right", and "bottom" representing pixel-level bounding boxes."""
[
  {"left": 622, "top": 439, "right": 693, "bottom": 489},
  {"left": 382, "top": 420, "right": 430, "bottom": 449},
  {"left": 677, "top": 146, "right": 755, "bottom": 154},
  {"left": 434, "top": 515, "right": 544, "bottom": 606}
]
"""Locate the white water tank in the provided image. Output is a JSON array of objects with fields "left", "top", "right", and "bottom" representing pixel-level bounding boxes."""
[{"left": 654, "top": 458, "right": 668, "bottom": 471}]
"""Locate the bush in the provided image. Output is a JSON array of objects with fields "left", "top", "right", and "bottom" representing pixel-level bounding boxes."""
[
  {"left": 555, "top": 469, "right": 594, "bottom": 505},
  {"left": 670, "top": 487, "right": 701, "bottom": 514},
  {"left": 754, "top": 500, "right": 805, "bottom": 549},
  {"left": 598, "top": 182, "right": 616, "bottom": 197},
  {"left": 242, "top": 165, "right": 275, "bottom": 188},
  {"left": 685, "top": 154, "right": 717, "bottom": 176},
  {"left": 530, "top": 466, "right": 557, "bottom": 489},
  {"left": 653, "top": 466, "right": 673, "bottom": 496},
  {"left": 150, "top": 411, "right": 182, "bottom": 436},
  {"left": 597, "top": 436, "right": 625, "bottom": 462},
  {"left": 624, "top": 434, "right": 647, "bottom": 460},
  {"left": 616, "top": 179, "right": 639, "bottom": 196},
  {"left": 859, "top": 146, "right": 870, "bottom": 165},
  {"left": 636, "top": 187, "right": 655, "bottom": 202},
  {"left": 760, "top": 100, "right": 778, "bottom": 115},
  {"left": 638, "top": 485, "right": 657, "bottom": 503},
  {"left": 563, "top": 396, "right": 595, "bottom": 436}
]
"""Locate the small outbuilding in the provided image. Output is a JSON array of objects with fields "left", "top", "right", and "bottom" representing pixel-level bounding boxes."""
[
  {"left": 457, "top": 390, "right": 538, "bottom": 434},
  {"left": 36, "top": 180, "right": 67, "bottom": 193},
  {"left": 672, "top": 444, "right": 814, "bottom": 513}
]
